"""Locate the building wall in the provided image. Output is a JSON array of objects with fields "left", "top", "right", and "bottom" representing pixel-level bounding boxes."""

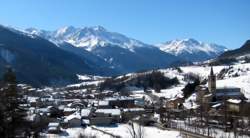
[
  {"left": 208, "top": 75, "right": 216, "bottom": 93},
  {"left": 90, "top": 117, "right": 113, "bottom": 125}
]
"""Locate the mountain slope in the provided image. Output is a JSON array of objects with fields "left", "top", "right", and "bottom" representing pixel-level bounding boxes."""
[
  {"left": 25, "top": 26, "right": 180, "bottom": 73},
  {"left": 0, "top": 25, "right": 103, "bottom": 86},
  {"left": 219, "top": 40, "right": 250, "bottom": 59},
  {"left": 212, "top": 40, "right": 250, "bottom": 65},
  {"left": 157, "top": 38, "right": 227, "bottom": 62}
]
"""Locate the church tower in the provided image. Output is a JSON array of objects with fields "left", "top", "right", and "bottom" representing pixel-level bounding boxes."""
[{"left": 208, "top": 66, "right": 216, "bottom": 93}]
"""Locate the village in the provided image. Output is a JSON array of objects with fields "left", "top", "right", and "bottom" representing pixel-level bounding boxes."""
[{"left": 9, "top": 66, "right": 248, "bottom": 138}]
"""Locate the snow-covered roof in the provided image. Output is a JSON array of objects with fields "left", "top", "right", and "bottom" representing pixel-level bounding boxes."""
[
  {"left": 82, "top": 119, "right": 90, "bottom": 124},
  {"left": 105, "top": 96, "right": 135, "bottom": 101},
  {"left": 65, "top": 112, "right": 81, "bottom": 122},
  {"left": 27, "top": 97, "right": 39, "bottom": 103},
  {"left": 81, "top": 109, "right": 91, "bottom": 117},
  {"left": 227, "top": 99, "right": 241, "bottom": 104},
  {"left": 123, "top": 108, "right": 144, "bottom": 112},
  {"left": 37, "top": 108, "right": 49, "bottom": 113},
  {"left": 63, "top": 108, "right": 77, "bottom": 112},
  {"left": 48, "top": 122, "right": 59, "bottom": 127},
  {"left": 204, "top": 94, "right": 212, "bottom": 97},
  {"left": 212, "top": 103, "right": 221, "bottom": 108},
  {"left": 95, "top": 109, "right": 121, "bottom": 116},
  {"left": 97, "top": 100, "right": 109, "bottom": 106}
]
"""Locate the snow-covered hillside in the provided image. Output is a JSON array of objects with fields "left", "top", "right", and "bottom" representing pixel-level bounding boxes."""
[
  {"left": 24, "top": 26, "right": 179, "bottom": 74},
  {"left": 25, "top": 26, "right": 148, "bottom": 52},
  {"left": 157, "top": 38, "right": 227, "bottom": 62},
  {"left": 155, "top": 63, "right": 250, "bottom": 99}
]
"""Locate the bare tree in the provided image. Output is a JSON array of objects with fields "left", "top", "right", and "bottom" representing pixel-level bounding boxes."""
[{"left": 127, "top": 121, "right": 144, "bottom": 138}]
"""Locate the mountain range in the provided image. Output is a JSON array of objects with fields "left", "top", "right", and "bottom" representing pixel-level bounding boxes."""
[
  {"left": 157, "top": 38, "right": 227, "bottom": 62},
  {"left": 0, "top": 25, "right": 229, "bottom": 86}
]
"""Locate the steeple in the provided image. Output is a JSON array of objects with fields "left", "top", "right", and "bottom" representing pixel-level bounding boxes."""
[
  {"left": 210, "top": 66, "right": 214, "bottom": 76},
  {"left": 208, "top": 66, "right": 216, "bottom": 93}
]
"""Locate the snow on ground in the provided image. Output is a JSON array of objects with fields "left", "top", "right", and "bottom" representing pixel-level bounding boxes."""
[
  {"left": 152, "top": 86, "right": 184, "bottom": 99},
  {"left": 77, "top": 74, "right": 92, "bottom": 81},
  {"left": 41, "top": 124, "right": 181, "bottom": 138},
  {"left": 183, "top": 93, "right": 199, "bottom": 109},
  {"left": 41, "top": 127, "right": 105, "bottom": 138},
  {"left": 180, "top": 65, "right": 225, "bottom": 78},
  {"left": 156, "top": 63, "right": 250, "bottom": 99},
  {"left": 67, "top": 80, "right": 103, "bottom": 88},
  {"left": 93, "top": 123, "right": 181, "bottom": 138}
]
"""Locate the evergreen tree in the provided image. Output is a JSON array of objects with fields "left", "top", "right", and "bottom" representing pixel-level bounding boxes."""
[{"left": 0, "top": 67, "right": 28, "bottom": 137}]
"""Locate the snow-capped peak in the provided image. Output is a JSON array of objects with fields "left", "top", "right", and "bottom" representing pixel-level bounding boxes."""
[
  {"left": 158, "top": 38, "right": 227, "bottom": 55},
  {"left": 156, "top": 38, "right": 228, "bottom": 62},
  {"left": 24, "top": 25, "right": 147, "bottom": 52}
]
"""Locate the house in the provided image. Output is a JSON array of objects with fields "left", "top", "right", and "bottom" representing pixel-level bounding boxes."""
[
  {"left": 213, "top": 87, "right": 245, "bottom": 101},
  {"left": 63, "top": 108, "right": 77, "bottom": 116},
  {"left": 105, "top": 96, "right": 135, "bottom": 108},
  {"left": 195, "top": 85, "right": 209, "bottom": 104},
  {"left": 227, "top": 99, "right": 241, "bottom": 113},
  {"left": 94, "top": 100, "right": 110, "bottom": 109},
  {"left": 166, "top": 97, "right": 184, "bottom": 109},
  {"left": 121, "top": 108, "right": 145, "bottom": 121},
  {"left": 89, "top": 116, "right": 113, "bottom": 126},
  {"left": 95, "top": 109, "right": 121, "bottom": 122},
  {"left": 81, "top": 108, "right": 91, "bottom": 119},
  {"left": 90, "top": 109, "right": 121, "bottom": 125},
  {"left": 27, "top": 97, "right": 39, "bottom": 107},
  {"left": 40, "top": 95, "right": 55, "bottom": 106},
  {"left": 64, "top": 112, "right": 82, "bottom": 127},
  {"left": 48, "top": 122, "right": 60, "bottom": 134},
  {"left": 81, "top": 119, "right": 90, "bottom": 127}
]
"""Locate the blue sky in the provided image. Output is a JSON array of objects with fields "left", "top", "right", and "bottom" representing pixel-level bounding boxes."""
[{"left": 0, "top": 0, "right": 249, "bottom": 49}]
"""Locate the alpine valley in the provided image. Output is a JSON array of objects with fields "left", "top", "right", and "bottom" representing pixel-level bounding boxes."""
[{"left": 0, "top": 25, "right": 229, "bottom": 86}]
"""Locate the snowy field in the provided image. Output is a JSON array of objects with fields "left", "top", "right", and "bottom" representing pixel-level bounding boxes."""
[{"left": 42, "top": 124, "right": 181, "bottom": 138}]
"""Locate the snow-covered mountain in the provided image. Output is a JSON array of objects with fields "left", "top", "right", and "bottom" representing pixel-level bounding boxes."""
[
  {"left": 0, "top": 25, "right": 109, "bottom": 86},
  {"left": 216, "top": 40, "right": 250, "bottom": 63},
  {"left": 157, "top": 38, "right": 228, "bottom": 62},
  {"left": 26, "top": 26, "right": 147, "bottom": 52},
  {"left": 25, "top": 26, "right": 180, "bottom": 73}
]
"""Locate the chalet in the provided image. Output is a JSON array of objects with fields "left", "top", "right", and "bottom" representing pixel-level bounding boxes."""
[{"left": 166, "top": 97, "right": 184, "bottom": 109}]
